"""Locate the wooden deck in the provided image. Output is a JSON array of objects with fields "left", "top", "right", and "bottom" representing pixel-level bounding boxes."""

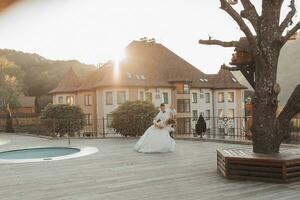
[{"left": 0, "top": 134, "right": 300, "bottom": 200}]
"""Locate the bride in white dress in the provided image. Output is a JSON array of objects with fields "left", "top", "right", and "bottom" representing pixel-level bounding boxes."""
[{"left": 134, "top": 104, "right": 176, "bottom": 153}]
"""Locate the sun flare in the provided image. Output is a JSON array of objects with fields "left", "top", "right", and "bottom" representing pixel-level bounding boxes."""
[{"left": 112, "top": 49, "right": 126, "bottom": 81}]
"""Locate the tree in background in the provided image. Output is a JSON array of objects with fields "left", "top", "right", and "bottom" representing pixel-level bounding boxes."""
[
  {"left": 195, "top": 114, "right": 207, "bottom": 138},
  {"left": 0, "top": 57, "right": 23, "bottom": 132},
  {"left": 199, "top": 0, "right": 300, "bottom": 153},
  {"left": 110, "top": 101, "right": 158, "bottom": 137},
  {"left": 41, "top": 104, "right": 85, "bottom": 137},
  {"left": 0, "top": 57, "right": 23, "bottom": 109}
]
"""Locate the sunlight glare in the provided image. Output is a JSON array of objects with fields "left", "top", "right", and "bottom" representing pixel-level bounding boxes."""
[{"left": 113, "top": 48, "right": 126, "bottom": 81}]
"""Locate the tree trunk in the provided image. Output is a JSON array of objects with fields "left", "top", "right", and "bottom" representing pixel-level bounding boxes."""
[
  {"left": 5, "top": 110, "right": 14, "bottom": 133},
  {"left": 250, "top": 1, "right": 284, "bottom": 154},
  {"left": 251, "top": 46, "right": 281, "bottom": 153}
]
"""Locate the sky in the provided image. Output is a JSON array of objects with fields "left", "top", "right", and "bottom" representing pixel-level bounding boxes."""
[{"left": 0, "top": 0, "right": 299, "bottom": 74}]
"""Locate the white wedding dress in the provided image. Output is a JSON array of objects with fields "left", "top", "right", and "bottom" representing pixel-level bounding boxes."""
[{"left": 134, "top": 124, "right": 176, "bottom": 153}]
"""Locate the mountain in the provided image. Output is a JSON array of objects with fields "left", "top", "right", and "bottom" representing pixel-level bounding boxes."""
[
  {"left": 0, "top": 49, "right": 96, "bottom": 97},
  {"left": 233, "top": 38, "right": 300, "bottom": 105}
]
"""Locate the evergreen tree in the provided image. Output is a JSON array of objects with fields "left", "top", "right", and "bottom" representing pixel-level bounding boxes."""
[{"left": 195, "top": 114, "right": 207, "bottom": 138}]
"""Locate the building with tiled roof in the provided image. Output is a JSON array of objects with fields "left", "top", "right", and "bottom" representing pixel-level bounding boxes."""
[{"left": 50, "top": 40, "right": 247, "bottom": 135}]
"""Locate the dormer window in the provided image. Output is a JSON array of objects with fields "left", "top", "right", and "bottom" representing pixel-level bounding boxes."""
[
  {"left": 204, "top": 78, "right": 208, "bottom": 82},
  {"left": 126, "top": 72, "right": 132, "bottom": 79},
  {"left": 232, "top": 77, "right": 237, "bottom": 82},
  {"left": 136, "top": 75, "right": 140, "bottom": 79},
  {"left": 140, "top": 75, "right": 146, "bottom": 80},
  {"left": 200, "top": 78, "right": 204, "bottom": 82}
]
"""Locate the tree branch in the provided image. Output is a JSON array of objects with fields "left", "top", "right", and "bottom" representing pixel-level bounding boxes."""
[
  {"left": 240, "top": 0, "right": 260, "bottom": 32},
  {"left": 282, "top": 21, "right": 300, "bottom": 44},
  {"left": 278, "top": 85, "right": 300, "bottom": 122},
  {"left": 279, "top": 0, "right": 296, "bottom": 34},
  {"left": 198, "top": 39, "right": 242, "bottom": 48},
  {"left": 277, "top": 85, "right": 300, "bottom": 140},
  {"left": 220, "top": 64, "right": 242, "bottom": 71},
  {"left": 219, "top": 0, "right": 257, "bottom": 49}
]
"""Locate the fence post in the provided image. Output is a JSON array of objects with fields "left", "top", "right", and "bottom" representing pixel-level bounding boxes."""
[{"left": 102, "top": 117, "right": 105, "bottom": 138}]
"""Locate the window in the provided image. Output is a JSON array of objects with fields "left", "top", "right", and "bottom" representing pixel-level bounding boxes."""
[
  {"left": 126, "top": 72, "right": 132, "bottom": 79},
  {"left": 177, "top": 99, "right": 190, "bottom": 113},
  {"left": 58, "top": 96, "right": 63, "bottom": 104},
  {"left": 140, "top": 75, "right": 146, "bottom": 80},
  {"left": 227, "top": 109, "right": 235, "bottom": 118},
  {"left": 85, "top": 114, "right": 92, "bottom": 125},
  {"left": 145, "top": 92, "right": 152, "bottom": 102},
  {"left": 84, "top": 95, "right": 92, "bottom": 106},
  {"left": 205, "top": 93, "right": 210, "bottom": 103},
  {"left": 177, "top": 118, "right": 191, "bottom": 134},
  {"left": 192, "top": 93, "right": 197, "bottom": 103},
  {"left": 117, "top": 91, "right": 126, "bottom": 104},
  {"left": 192, "top": 110, "right": 198, "bottom": 121},
  {"left": 218, "top": 109, "right": 224, "bottom": 118},
  {"left": 227, "top": 92, "right": 234, "bottom": 103},
  {"left": 218, "top": 92, "right": 224, "bottom": 103},
  {"left": 66, "top": 96, "right": 74, "bottom": 105},
  {"left": 205, "top": 110, "right": 210, "bottom": 120},
  {"left": 105, "top": 91, "right": 113, "bottom": 105},
  {"left": 107, "top": 114, "right": 113, "bottom": 127},
  {"left": 163, "top": 92, "right": 169, "bottom": 104},
  {"left": 140, "top": 91, "right": 145, "bottom": 101},
  {"left": 183, "top": 84, "right": 190, "bottom": 94}
]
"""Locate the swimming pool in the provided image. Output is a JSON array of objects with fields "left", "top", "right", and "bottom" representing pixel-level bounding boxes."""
[
  {"left": 0, "top": 147, "right": 80, "bottom": 159},
  {"left": 0, "top": 146, "right": 98, "bottom": 163}
]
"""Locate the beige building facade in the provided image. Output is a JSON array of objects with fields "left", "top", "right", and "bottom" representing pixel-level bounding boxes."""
[{"left": 50, "top": 40, "right": 246, "bottom": 136}]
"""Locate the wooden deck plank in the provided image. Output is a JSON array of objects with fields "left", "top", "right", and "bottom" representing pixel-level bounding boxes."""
[{"left": 0, "top": 134, "right": 300, "bottom": 200}]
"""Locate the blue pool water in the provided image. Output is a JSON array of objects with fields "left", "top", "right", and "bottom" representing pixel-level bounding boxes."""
[{"left": 0, "top": 147, "right": 80, "bottom": 159}]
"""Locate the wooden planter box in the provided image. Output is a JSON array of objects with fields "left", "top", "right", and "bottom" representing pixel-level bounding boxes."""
[{"left": 217, "top": 148, "right": 300, "bottom": 183}]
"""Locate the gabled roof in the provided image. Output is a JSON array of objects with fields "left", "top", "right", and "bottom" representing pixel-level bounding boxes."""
[
  {"left": 49, "top": 67, "right": 82, "bottom": 94},
  {"left": 49, "top": 40, "right": 247, "bottom": 94},
  {"left": 18, "top": 96, "right": 35, "bottom": 107},
  {"left": 211, "top": 69, "right": 247, "bottom": 89},
  {"left": 94, "top": 41, "right": 205, "bottom": 87}
]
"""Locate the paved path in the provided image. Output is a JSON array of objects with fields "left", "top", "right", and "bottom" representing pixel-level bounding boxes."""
[{"left": 0, "top": 134, "right": 299, "bottom": 200}]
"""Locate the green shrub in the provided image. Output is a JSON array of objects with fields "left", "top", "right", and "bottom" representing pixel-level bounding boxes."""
[
  {"left": 41, "top": 104, "right": 85, "bottom": 137},
  {"left": 110, "top": 101, "right": 157, "bottom": 137}
]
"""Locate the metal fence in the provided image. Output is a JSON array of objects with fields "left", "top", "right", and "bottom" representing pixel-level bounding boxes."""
[
  {"left": 81, "top": 116, "right": 300, "bottom": 143},
  {"left": 1, "top": 114, "right": 300, "bottom": 143}
]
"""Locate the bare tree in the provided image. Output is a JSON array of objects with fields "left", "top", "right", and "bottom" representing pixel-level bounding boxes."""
[{"left": 199, "top": 0, "right": 300, "bottom": 154}]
